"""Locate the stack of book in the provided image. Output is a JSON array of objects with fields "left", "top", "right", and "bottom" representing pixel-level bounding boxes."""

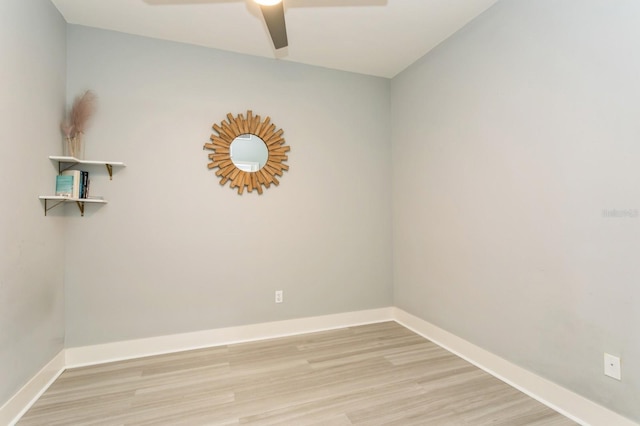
[{"left": 55, "top": 170, "right": 90, "bottom": 198}]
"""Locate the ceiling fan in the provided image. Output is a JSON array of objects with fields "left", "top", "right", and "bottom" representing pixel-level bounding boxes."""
[{"left": 147, "top": 0, "right": 386, "bottom": 51}]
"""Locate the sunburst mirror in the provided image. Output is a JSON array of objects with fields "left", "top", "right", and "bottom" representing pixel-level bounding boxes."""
[{"left": 204, "top": 110, "right": 290, "bottom": 194}]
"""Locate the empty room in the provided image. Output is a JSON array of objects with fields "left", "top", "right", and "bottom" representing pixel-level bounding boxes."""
[{"left": 1, "top": 0, "right": 638, "bottom": 424}]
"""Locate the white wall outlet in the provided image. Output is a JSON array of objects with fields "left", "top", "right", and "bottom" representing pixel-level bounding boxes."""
[
  {"left": 604, "top": 353, "right": 621, "bottom": 380},
  {"left": 275, "top": 290, "right": 283, "bottom": 304}
]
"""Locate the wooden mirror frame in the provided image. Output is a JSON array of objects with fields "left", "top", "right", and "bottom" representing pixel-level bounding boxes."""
[{"left": 204, "top": 110, "right": 290, "bottom": 194}]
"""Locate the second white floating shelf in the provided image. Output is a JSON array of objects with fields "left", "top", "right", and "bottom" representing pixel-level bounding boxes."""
[{"left": 49, "top": 156, "right": 126, "bottom": 180}]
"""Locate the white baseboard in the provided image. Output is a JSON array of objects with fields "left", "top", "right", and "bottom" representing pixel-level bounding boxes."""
[
  {"left": 0, "top": 350, "right": 66, "bottom": 426},
  {"left": 392, "top": 307, "right": 638, "bottom": 426},
  {"left": 65, "top": 307, "right": 395, "bottom": 368},
  {"left": 5, "top": 307, "right": 637, "bottom": 426}
]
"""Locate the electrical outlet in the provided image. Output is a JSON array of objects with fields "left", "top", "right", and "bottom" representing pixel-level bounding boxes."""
[
  {"left": 275, "top": 290, "right": 283, "bottom": 304},
  {"left": 604, "top": 353, "right": 621, "bottom": 380}
]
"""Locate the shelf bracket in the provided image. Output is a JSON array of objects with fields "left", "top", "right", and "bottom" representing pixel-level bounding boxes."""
[
  {"left": 105, "top": 164, "right": 113, "bottom": 180},
  {"left": 58, "top": 161, "right": 75, "bottom": 174},
  {"left": 59, "top": 161, "right": 113, "bottom": 179},
  {"left": 43, "top": 199, "right": 66, "bottom": 216},
  {"left": 75, "top": 201, "right": 86, "bottom": 217}
]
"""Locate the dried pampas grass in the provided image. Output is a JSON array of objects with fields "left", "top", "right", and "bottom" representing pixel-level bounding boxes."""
[{"left": 61, "top": 90, "right": 97, "bottom": 138}]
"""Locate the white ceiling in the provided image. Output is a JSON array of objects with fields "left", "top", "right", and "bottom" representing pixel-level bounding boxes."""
[{"left": 51, "top": 0, "right": 498, "bottom": 78}]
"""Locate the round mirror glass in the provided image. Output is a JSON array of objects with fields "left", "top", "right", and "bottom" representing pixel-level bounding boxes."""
[{"left": 230, "top": 134, "right": 269, "bottom": 172}]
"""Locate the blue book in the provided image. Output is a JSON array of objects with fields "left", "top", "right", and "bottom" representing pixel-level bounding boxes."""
[
  {"left": 55, "top": 175, "right": 74, "bottom": 197},
  {"left": 61, "top": 170, "right": 81, "bottom": 198}
]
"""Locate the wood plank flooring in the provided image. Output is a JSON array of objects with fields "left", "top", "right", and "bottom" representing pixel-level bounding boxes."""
[{"left": 18, "top": 322, "right": 577, "bottom": 425}]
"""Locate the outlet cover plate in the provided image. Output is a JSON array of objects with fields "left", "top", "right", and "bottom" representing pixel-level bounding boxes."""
[{"left": 604, "top": 353, "right": 621, "bottom": 380}]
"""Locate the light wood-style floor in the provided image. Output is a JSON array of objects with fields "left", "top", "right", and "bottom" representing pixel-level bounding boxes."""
[{"left": 18, "top": 322, "right": 576, "bottom": 425}]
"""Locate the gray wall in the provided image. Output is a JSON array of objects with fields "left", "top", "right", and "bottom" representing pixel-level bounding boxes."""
[
  {"left": 391, "top": 0, "right": 640, "bottom": 421},
  {"left": 63, "top": 26, "right": 393, "bottom": 346},
  {"left": 0, "top": 0, "right": 67, "bottom": 407}
]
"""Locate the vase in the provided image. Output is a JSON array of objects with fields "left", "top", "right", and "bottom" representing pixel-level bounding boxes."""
[{"left": 65, "top": 134, "right": 84, "bottom": 160}]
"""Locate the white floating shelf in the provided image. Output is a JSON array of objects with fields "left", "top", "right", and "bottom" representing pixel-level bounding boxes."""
[
  {"left": 49, "top": 156, "right": 126, "bottom": 179},
  {"left": 49, "top": 156, "right": 126, "bottom": 167},
  {"left": 38, "top": 196, "right": 107, "bottom": 216},
  {"left": 39, "top": 196, "right": 107, "bottom": 203}
]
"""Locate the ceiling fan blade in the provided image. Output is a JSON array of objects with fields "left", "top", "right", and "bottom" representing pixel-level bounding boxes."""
[{"left": 260, "top": 3, "right": 288, "bottom": 49}]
